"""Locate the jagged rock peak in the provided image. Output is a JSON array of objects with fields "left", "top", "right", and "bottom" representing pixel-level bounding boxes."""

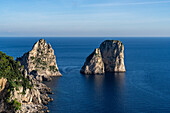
[
  {"left": 80, "top": 40, "right": 126, "bottom": 75},
  {"left": 16, "top": 39, "right": 62, "bottom": 82},
  {"left": 31, "top": 39, "right": 53, "bottom": 55},
  {"left": 80, "top": 48, "right": 105, "bottom": 75}
]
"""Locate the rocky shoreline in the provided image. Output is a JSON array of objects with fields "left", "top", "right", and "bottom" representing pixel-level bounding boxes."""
[
  {"left": 0, "top": 39, "right": 62, "bottom": 113},
  {"left": 19, "top": 73, "right": 54, "bottom": 113},
  {"left": 16, "top": 39, "right": 62, "bottom": 113},
  {"left": 0, "top": 39, "right": 126, "bottom": 113}
]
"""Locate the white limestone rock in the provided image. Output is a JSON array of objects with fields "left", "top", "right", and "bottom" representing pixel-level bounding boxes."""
[
  {"left": 100, "top": 40, "right": 126, "bottom": 72},
  {"left": 16, "top": 39, "right": 62, "bottom": 81},
  {"left": 0, "top": 77, "right": 7, "bottom": 92},
  {"left": 0, "top": 76, "right": 53, "bottom": 113},
  {"left": 80, "top": 40, "right": 126, "bottom": 75},
  {"left": 80, "top": 48, "right": 105, "bottom": 75}
]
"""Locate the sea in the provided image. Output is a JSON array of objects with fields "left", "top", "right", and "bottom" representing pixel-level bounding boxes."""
[{"left": 0, "top": 37, "right": 170, "bottom": 113}]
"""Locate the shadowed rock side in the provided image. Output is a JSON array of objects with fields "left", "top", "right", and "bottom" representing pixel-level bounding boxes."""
[
  {"left": 80, "top": 48, "right": 105, "bottom": 75},
  {"left": 17, "top": 39, "right": 62, "bottom": 82},
  {"left": 81, "top": 40, "right": 126, "bottom": 75}
]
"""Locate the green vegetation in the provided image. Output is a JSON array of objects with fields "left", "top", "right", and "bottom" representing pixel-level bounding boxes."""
[
  {"left": 11, "top": 98, "right": 21, "bottom": 110},
  {"left": 36, "top": 58, "right": 41, "bottom": 63},
  {"left": 31, "top": 56, "right": 34, "bottom": 60},
  {"left": 0, "top": 51, "right": 32, "bottom": 110},
  {"left": 0, "top": 51, "right": 32, "bottom": 92},
  {"left": 42, "top": 67, "right": 46, "bottom": 70},
  {"left": 5, "top": 98, "right": 21, "bottom": 110},
  {"left": 55, "top": 69, "right": 59, "bottom": 72},
  {"left": 49, "top": 66, "right": 56, "bottom": 71},
  {"left": 42, "top": 62, "right": 47, "bottom": 65}
]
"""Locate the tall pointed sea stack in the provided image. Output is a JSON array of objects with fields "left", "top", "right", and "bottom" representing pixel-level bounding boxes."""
[
  {"left": 80, "top": 48, "right": 105, "bottom": 75},
  {"left": 17, "top": 39, "right": 62, "bottom": 81},
  {"left": 80, "top": 40, "right": 126, "bottom": 75}
]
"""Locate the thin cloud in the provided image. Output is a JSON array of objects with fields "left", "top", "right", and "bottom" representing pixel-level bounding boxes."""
[{"left": 82, "top": 1, "right": 170, "bottom": 7}]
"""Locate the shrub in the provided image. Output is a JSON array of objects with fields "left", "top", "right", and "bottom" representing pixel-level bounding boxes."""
[
  {"left": 0, "top": 51, "right": 32, "bottom": 110},
  {"left": 36, "top": 58, "right": 41, "bottom": 63},
  {"left": 49, "top": 66, "right": 55, "bottom": 71},
  {"left": 31, "top": 56, "right": 34, "bottom": 60},
  {"left": 11, "top": 99, "right": 21, "bottom": 110}
]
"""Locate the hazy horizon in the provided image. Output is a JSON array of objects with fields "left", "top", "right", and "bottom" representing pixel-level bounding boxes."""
[{"left": 1, "top": 0, "right": 170, "bottom": 37}]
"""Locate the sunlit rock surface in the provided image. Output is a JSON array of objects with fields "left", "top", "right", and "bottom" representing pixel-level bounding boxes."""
[
  {"left": 17, "top": 39, "right": 62, "bottom": 81},
  {"left": 81, "top": 40, "right": 126, "bottom": 75},
  {"left": 80, "top": 48, "right": 105, "bottom": 75}
]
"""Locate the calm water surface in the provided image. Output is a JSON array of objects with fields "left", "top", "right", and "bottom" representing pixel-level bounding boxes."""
[{"left": 0, "top": 37, "right": 170, "bottom": 113}]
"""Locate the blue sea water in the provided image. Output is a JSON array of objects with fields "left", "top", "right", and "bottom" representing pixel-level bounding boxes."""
[{"left": 1, "top": 37, "right": 170, "bottom": 113}]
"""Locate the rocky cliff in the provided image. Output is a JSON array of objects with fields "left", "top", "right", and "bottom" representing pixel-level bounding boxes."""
[
  {"left": 80, "top": 40, "right": 126, "bottom": 75},
  {"left": 0, "top": 77, "right": 53, "bottom": 113},
  {"left": 0, "top": 39, "right": 61, "bottom": 112},
  {"left": 0, "top": 77, "right": 11, "bottom": 112},
  {"left": 16, "top": 39, "right": 62, "bottom": 82},
  {"left": 0, "top": 50, "right": 55, "bottom": 113}
]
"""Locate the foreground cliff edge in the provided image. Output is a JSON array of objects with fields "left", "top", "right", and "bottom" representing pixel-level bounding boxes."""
[
  {"left": 80, "top": 40, "right": 126, "bottom": 75},
  {"left": 0, "top": 39, "right": 61, "bottom": 112}
]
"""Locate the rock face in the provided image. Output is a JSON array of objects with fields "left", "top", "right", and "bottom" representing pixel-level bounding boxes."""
[
  {"left": 80, "top": 48, "right": 105, "bottom": 75},
  {"left": 14, "top": 75, "right": 54, "bottom": 113},
  {"left": 17, "top": 39, "right": 62, "bottom": 81},
  {"left": 0, "top": 77, "right": 11, "bottom": 112},
  {"left": 0, "top": 76, "right": 54, "bottom": 113},
  {"left": 0, "top": 46, "right": 57, "bottom": 113},
  {"left": 100, "top": 40, "right": 126, "bottom": 72},
  {"left": 0, "top": 77, "right": 7, "bottom": 92},
  {"left": 81, "top": 40, "right": 126, "bottom": 75}
]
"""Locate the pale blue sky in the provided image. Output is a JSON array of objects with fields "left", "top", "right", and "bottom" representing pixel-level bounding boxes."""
[{"left": 0, "top": 0, "right": 170, "bottom": 37}]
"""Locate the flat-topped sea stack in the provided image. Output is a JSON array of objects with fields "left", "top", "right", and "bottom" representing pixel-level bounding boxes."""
[
  {"left": 17, "top": 39, "right": 62, "bottom": 81},
  {"left": 80, "top": 40, "right": 126, "bottom": 75}
]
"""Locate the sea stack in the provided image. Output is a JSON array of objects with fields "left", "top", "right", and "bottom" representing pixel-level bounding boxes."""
[
  {"left": 80, "top": 40, "right": 126, "bottom": 75},
  {"left": 80, "top": 48, "right": 105, "bottom": 75},
  {"left": 17, "top": 39, "right": 62, "bottom": 81}
]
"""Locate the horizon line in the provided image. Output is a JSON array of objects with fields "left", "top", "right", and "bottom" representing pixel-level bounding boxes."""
[{"left": 0, "top": 36, "right": 170, "bottom": 38}]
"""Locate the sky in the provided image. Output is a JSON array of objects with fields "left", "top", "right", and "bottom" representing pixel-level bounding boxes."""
[{"left": 0, "top": 0, "right": 170, "bottom": 37}]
